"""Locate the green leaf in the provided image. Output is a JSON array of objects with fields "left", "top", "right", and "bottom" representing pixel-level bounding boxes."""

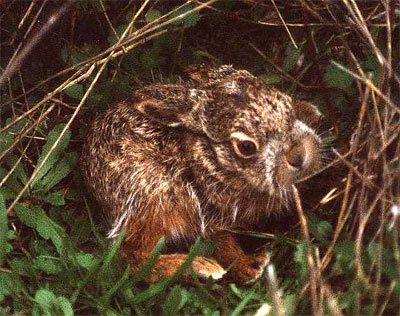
[
  {"left": 31, "top": 124, "right": 71, "bottom": 189},
  {"left": 41, "top": 152, "right": 78, "bottom": 191},
  {"left": 0, "top": 131, "right": 14, "bottom": 153},
  {"left": 131, "top": 236, "right": 164, "bottom": 283},
  {"left": 70, "top": 48, "right": 88, "bottom": 65},
  {"left": 360, "top": 304, "right": 377, "bottom": 316},
  {"left": 0, "top": 272, "right": 13, "bottom": 302},
  {"left": 107, "top": 24, "right": 127, "bottom": 46},
  {"left": 64, "top": 83, "right": 83, "bottom": 100},
  {"left": 132, "top": 238, "right": 207, "bottom": 303},
  {"left": 69, "top": 216, "right": 91, "bottom": 244},
  {"left": 294, "top": 240, "right": 308, "bottom": 280},
  {"left": 329, "top": 92, "right": 349, "bottom": 111},
  {"left": 61, "top": 46, "right": 68, "bottom": 64},
  {"left": 305, "top": 211, "right": 332, "bottom": 244},
  {"left": 33, "top": 289, "right": 73, "bottom": 316},
  {"left": 9, "top": 257, "right": 33, "bottom": 277},
  {"left": 14, "top": 204, "right": 66, "bottom": 254},
  {"left": 172, "top": 4, "right": 201, "bottom": 28},
  {"left": 33, "top": 256, "right": 63, "bottom": 274},
  {"left": 42, "top": 191, "right": 66, "bottom": 206},
  {"left": 333, "top": 240, "right": 355, "bottom": 275},
  {"left": 162, "top": 286, "right": 188, "bottom": 316},
  {"left": 30, "top": 239, "right": 54, "bottom": 257},
  {"left": 363, "top": 54, "right": 379, "bottom": 71},
  {"left": 54, "top": 296, "right": 73, "bottom": 316},
  {"left": 317, "top": 221, "right": 333, "bottom": 242},
  {"left": 282, "top": 42, "right": 304, "bottom": 72},
  {"left": 64, "top": 189, "right": 82, "bottom": 202},
  {"left": 145, "top": 10, "right": 162, "bottom": 22},
  {"left": 2, "top": 186, "right": 17, "bottom": 199},
  {"left": 229, "top": 283, "right": 243, "bottom": 298},
  {"left": 33, "top": 289, "right": 57, "bottom": 312},
  {"left": 101, "top": 266, "right": 130, "bottom": 305},
  {"left": 5, "top": 153, "right": 28, "bottom": 185},
  {"left": 367, "top": 241, "right": 397, "bottom": 279},
  {"left": 362, "top": 54, "right": 380, "bottom": 86},
  {"left": 231, "top": 290, "right": 255, "bottom": 316},
  {"left": 192, "top": 50, "right": 217, "bottom": 64},
  {"left": 324, "top": 63, "right": 354, "bottom": 93},
  {"left": 283, "top": 294, "right": 297, "bottom": 316},
  {"left": 0, "top": 193, "right": 7, "bottom": 266},
  {"left": 259, "top": 73, "right": 282, "bottom": 85},
  {"left": 1, "top": 167, "right": 24, "bottom": 195},
  {"left": 4, "top": 117, "right": 29, "bottom": 135},
  {"left": 99, "top": 228, "right": 126, "bottom": 280},
  {"left": 76, "top": 252, "right": 97, "bottom": 270}
]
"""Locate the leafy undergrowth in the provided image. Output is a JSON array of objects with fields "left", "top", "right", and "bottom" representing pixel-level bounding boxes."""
[{"left": 1, "top": 1, "right": 399, "bottom": 315}]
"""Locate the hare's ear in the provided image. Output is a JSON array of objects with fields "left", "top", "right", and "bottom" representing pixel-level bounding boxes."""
[
  {"left": 185, "top": 64, "right": 215, "bottom": 83},
  {"left": 136, "top": 99, "right": 181, "bottom": 126},
  {"left": 136, "top": 99, "right": 201, "bottom": 129},
  {"left": 293, "top": 100, "right": 322, "bottom": 128}
]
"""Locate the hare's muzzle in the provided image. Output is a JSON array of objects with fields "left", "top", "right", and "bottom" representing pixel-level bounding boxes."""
[
  {"left": 277, "top": 134, "right": 320, "bottom": 188},
  {"left": 286, "top": 141, "right": 306, "bottom": 169}
]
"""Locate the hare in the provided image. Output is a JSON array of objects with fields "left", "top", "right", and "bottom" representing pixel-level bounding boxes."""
[{"left": 80, "top": 65, "right": 322, "bottom": 284}]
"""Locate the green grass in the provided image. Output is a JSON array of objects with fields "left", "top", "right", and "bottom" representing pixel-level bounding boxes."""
[{"left": 1, "top": 1, "right": 399, "bottom": 315}]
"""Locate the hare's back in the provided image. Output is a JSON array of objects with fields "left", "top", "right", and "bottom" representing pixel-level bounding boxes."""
[{"left": 81, "top": 102, "right": 187, "bottom": 206}]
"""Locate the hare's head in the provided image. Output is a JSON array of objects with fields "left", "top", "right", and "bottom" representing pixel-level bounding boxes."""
[{"left": 135, "top": 66, "right": 322, "bottom": 197}]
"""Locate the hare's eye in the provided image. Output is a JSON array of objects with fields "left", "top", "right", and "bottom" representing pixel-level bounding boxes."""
[
  {"left": 230, "top": 132, "right": 259, "bottom": 159},
  {"left": 237, "top": 140, "right": 257, "bottom": 157}
]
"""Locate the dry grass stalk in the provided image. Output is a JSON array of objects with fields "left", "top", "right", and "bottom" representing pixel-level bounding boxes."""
[
  {"left": 0, "top": 0, "right": 398, "bottom": 314},
  {"left": 2, "top": 0, "right": 218, "bottom": 216}
]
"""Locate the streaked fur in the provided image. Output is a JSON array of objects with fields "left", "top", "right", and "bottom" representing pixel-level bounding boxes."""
[{"left": 80, "top": 65, "right": 322, "bottom": 284}]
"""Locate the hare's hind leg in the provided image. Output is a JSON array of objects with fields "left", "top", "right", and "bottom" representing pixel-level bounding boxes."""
[
  {"left": 120, "top": 220, "right": 225, "bottom": 283},
  {"left": 212, "top": 231, "right": 270, "bottom": 284},
  {"left": 111, "top": 154, "right": 226, "bottom": 282},
  {"left": 147, "top": 254, "right": 226, "bottom": 283}
]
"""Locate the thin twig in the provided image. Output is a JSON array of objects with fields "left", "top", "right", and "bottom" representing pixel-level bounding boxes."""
[
  {"left": 0, "top": 0, "right": 75, "bottom": 87},
  {"left": 292, "top": 185, "right": 322, "bottom": 316}
]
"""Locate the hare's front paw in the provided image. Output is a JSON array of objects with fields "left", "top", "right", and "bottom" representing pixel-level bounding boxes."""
[
  {"left": 229, "top": 251, "right": 270, "bottom": 285},
  {"left": 192, "top": 256, "right": 226, "bottom": 280},
  {"left": 147, "top": 254, "right": 226, "bottom": 283}
]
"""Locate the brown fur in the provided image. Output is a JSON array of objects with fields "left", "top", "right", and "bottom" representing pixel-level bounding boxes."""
[{"left": 80, "top": 65, "right": 322, "bottom": 284}]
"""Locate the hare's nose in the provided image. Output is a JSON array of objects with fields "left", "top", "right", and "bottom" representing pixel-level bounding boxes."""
[{"left": 286, "top": 142, "right": 306, "bottom": 169}]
